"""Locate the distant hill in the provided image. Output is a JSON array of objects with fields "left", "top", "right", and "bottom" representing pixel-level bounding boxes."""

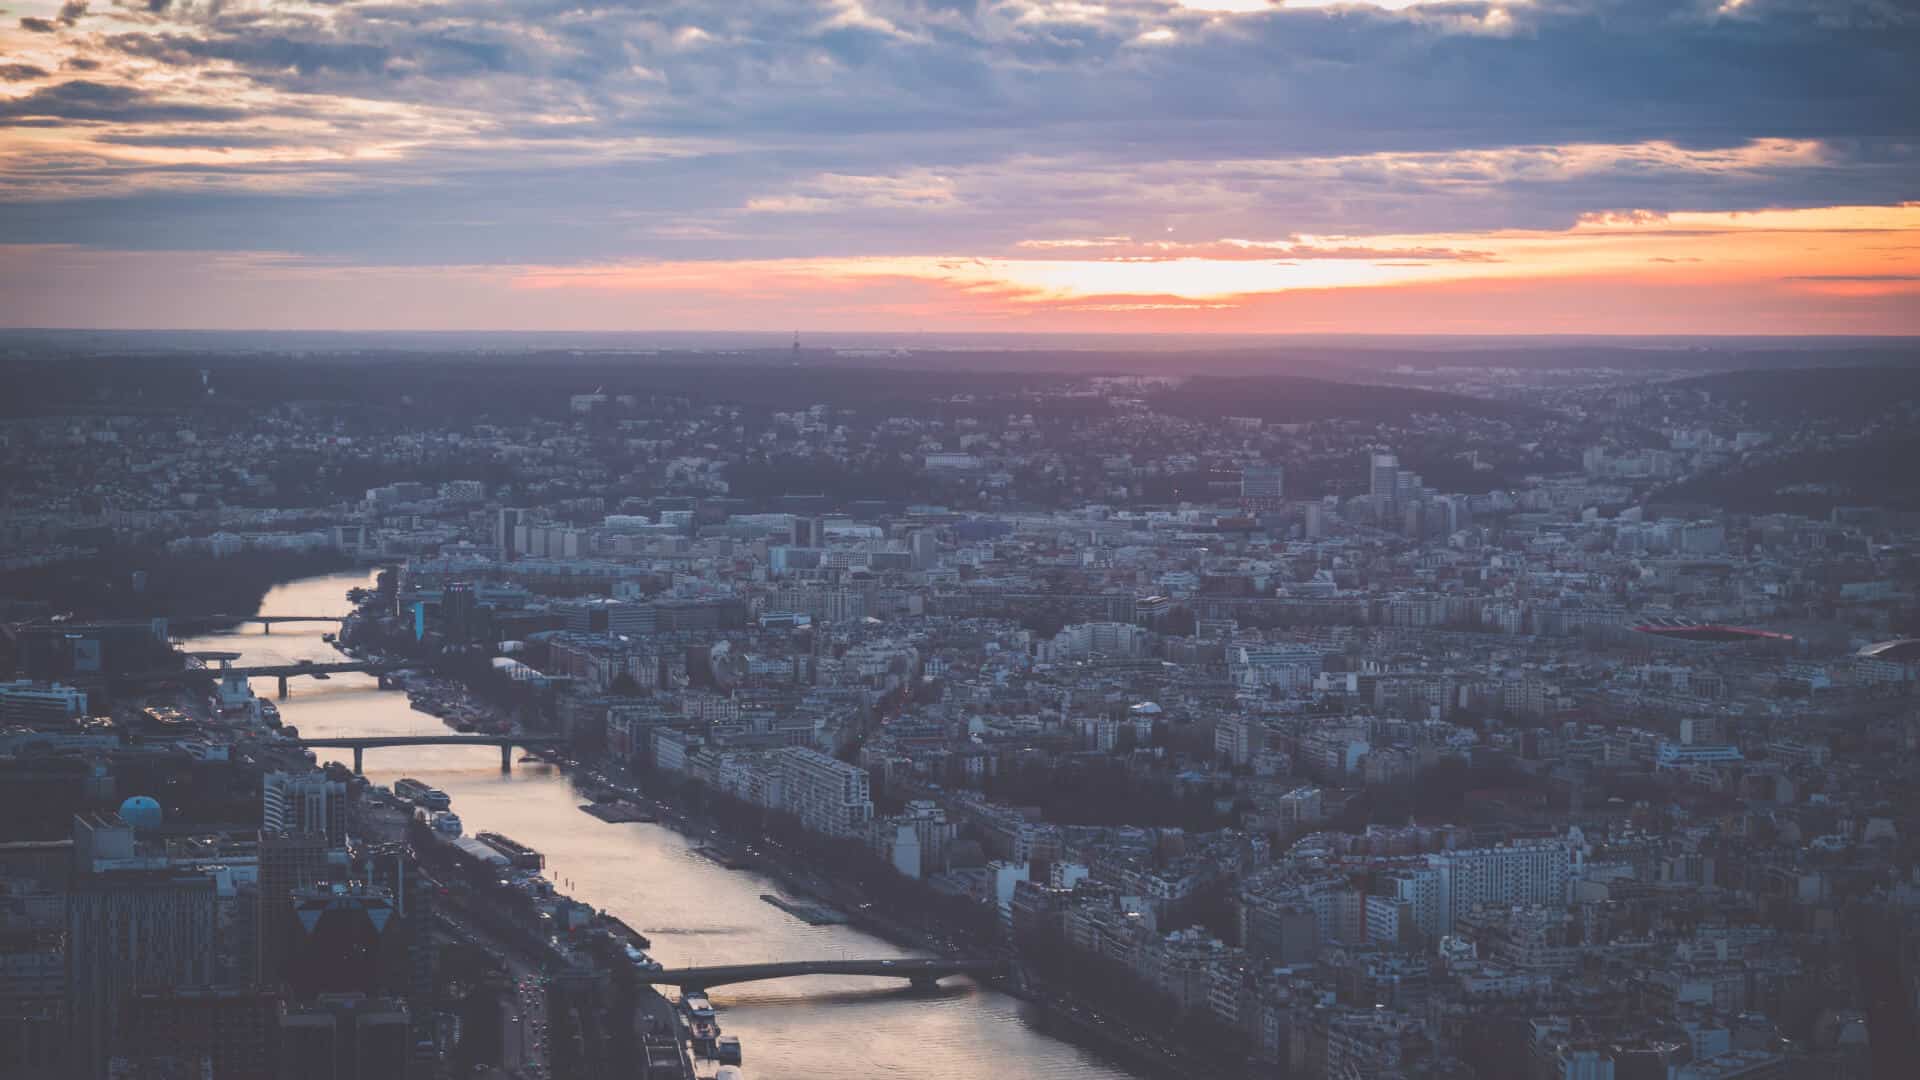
[
  {"left": 0, "top": 352, "right": 1528, "bottom": 425},
  {"left": 1670, "top": 366, "right": 1920, "bottom": 425},
  {"left": 1658, "top": 435, "right": 1920, "bottom": 514}
]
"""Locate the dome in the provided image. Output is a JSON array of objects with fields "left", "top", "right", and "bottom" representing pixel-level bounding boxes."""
[{"left": 118, "top": 796, "right": 163, "bottom": 829}]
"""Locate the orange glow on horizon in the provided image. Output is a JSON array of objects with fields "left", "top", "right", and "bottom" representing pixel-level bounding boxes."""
[{"left": 2, "top": 203, "right": 1915, "bottom": 333}]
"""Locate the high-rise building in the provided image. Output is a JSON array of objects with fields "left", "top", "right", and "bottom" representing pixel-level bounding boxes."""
[
  {"left": 0, "top": 922, "right": 65, "bottom": 1078},
  {"left": 439, "top": 581, "right": 479, "bottom": 643},
  {"left": 791, "top": 515, "right": 822, "bottom": 548},
  {"left": 67, "top": 868, "right": 218, "bottom": 1080},
  {"left": 493, "top": 507, "right": 524, "bottom": 561},
  {"left": 1370, "top": 452, "right": 1401, "bottom": 501},
  {"left": 257, "top": 830, "right": 329, "bottom": 990},
  {"left": 276, "top": 993, "right": 410, "bottom": 1080},
  {"left": 363, "top": 845, "right": 435, "bottom": 1052},
  {"left": 262, "top": 772, "right": 348, "bottom": 847},
  {"left": 1240, "top": 464, "right": 1285, "bottom": 504},
  {"left": 283, "top": 883, "right": 408, "bottom": 1000},
  {"left": 1304, "top": 502, "right": 1326, "bottom": 540},
  {"left": 124, "top": 987, "right": 280, "bottom": 1080},
  {"left": 910, "top": 527, "right": 939, "bottom": 570}
]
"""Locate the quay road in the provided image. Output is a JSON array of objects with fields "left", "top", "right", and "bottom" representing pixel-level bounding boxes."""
[
  {"left": 432, "top": 906, "right": 553, "bottom": 1079},
  {"left": 354, "top": 796, "right": 692, "bottom": 1080}
]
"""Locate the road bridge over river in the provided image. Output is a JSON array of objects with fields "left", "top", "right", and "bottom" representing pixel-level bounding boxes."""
[
  {"left": 297, "top": 733, "right": 568, "bottom": 773},
  {"left": 645, "top": 956, "right": 1002, "bottom": 992}
]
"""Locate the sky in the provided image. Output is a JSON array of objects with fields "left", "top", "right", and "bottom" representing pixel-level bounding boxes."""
[{"left": 0, "top": 0, "right": 1916, "bottom": 334}]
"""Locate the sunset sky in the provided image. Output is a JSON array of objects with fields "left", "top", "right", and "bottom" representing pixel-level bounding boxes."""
[{"left": 1, "top": 0, "right": 1916, "bottom": 333}]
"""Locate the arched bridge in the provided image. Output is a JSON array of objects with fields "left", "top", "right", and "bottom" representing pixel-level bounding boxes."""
[
  {"left": 644, "top": 957, "right": 1002, "bottom": 991},
  {"left": 297, "top": 733, "right": 567, "bottom": 773}
]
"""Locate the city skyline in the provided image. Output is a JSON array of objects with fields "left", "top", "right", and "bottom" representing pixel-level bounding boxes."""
[{"left": 2, "top": 0, "right": 1917, "bottom": 333}]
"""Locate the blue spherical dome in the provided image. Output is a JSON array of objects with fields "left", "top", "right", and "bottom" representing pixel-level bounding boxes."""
[{"left": 119, "top": 796, "right": 163, "bottom": 829}]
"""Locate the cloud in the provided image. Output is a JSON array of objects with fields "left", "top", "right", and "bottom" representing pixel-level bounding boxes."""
[
  {"left": 18, "top": 17, "right": 59, "bottom": 33},
  {"left": 0, "top": 63, "right": 50, "bottom": 82},
  {"left": 0, "top": 80, "right": 248, "bottom": 125},
  {"left": 1784, "top": 273, "right": 1920, "bottom": 282},
  {"left": 0, "top": 0, "right": 1911, "bottom": 332}
]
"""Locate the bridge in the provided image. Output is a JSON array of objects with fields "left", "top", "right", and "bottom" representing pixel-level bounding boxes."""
[
  {"left": 122, "top": 658, "right": 400, "bottom": 699},
  {"left": 643, "top": 957, "right": 1001, "bottom": 992},
  {"left": 298, "top": 733, "right": 568, "bottom": 773},
  {"left": 171, "top": 614, "right": 347, "bottom": 634}
]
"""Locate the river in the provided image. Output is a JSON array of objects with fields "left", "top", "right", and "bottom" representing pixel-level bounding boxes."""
[{"left": 185, "top": 569, "right": 1146, "bottom": 1080}]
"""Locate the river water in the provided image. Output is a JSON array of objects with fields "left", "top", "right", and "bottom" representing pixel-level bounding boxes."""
[{"left": 185, "top": 569, "right": 1143, "bottom": 1080}]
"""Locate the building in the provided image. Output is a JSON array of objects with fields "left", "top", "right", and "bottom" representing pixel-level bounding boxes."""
[
  {"left": 791, "top": 515, "right": 822, "bottom": 548},
  {"left": 493, "top": 507, "right": 524, "bottom": 560},
  {"left": 1241, "top": 464, "right": 1286, "bottom": 504},
  {"left": 775, "top": 747, "right": 873, "bottom": 838},
  {"left": 1370, "top": 452, "right": 1402, "bottom": 502},
  {"left": 284, "top": 884, "right": 409, "bottom": 1000},
  {"left": 262, "top": 771, "right": 348, "bottom": 847},
  {"left": 276, "top": 993, "right": 410, "bottom": 1080},
  {"left": 257, "top": 830, "right": 329, "bottom": 990},
  {"left": 0, "top": 680, "right": 88, "bottom": 725},
  {"left": 1427, "top": 841, "right": 1572, "bottom": 933},
  {"left": 123, "top": 987, "right": 280, "bottom": 1080},
  {"left": 910, "top": 528, "right": 940, "bottom": 570},
  {"left": 67, "top": 869, "right": 218, "bottom": 1080}
]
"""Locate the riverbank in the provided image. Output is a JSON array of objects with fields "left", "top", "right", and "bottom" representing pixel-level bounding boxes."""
[
  {"left": 382, "top": 679, "right": 1209, "bottom": 1080},
  {"left": 328, "top": 581, "right": 1189, "bottom": 1079},
  {"left": 207, "top": 572, "right": 1147, "bottom": 1080}
]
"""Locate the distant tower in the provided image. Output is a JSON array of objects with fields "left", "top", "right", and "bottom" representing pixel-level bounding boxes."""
[{"left": 792, "top": 330, "right": 801, "bottom": 364}]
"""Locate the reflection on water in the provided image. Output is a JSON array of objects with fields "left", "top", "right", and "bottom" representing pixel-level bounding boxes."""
[{"left": 186, "top": 570, "right": 1144, "bottom": 1080}]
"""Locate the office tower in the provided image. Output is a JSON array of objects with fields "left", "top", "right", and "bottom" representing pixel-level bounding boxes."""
[
  {"left": 493, "top": 507, "right": 523, "bottom": 561},
  {"left": 791, "top": 515, "right": 821, "bottom": 548},
  {"left": 257, "top": 830, "right": 329, "bottom": 990},
  {"left": 263, "top": 771, "right": 348, "bottom": 847},
  {"left": 910, "top": 527, "right": 939, "bottom": 570},
  {"left": 284, "top": 884, "right": 408, "bottom": 1000},
  {"left": 1240, "top": 464, "right": 1286, "bottom": 504},
  {"left": 364, "top": 846, "right": 436, "bottom": 1052},
  {"left": 1304, "top": 502, "right": 1326, "bottom": 540},
  {"left": 67, "top": 869, "right": 218, "bottom": 1080},
  {"left": 1370, "top": 452, "right": 1401, "bottom": 501},
  {"left": 276, "top": 993, "right": 410, "bottom": 1080},
  {"left": 440, "top": 581, "right": 478, "bottom": 643},
  {"left": 125, "top": 987, "right": 280, "bottom": 1080},
  {"left": 0, "top": 921, "right": 64, "bottom": 1078}
]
